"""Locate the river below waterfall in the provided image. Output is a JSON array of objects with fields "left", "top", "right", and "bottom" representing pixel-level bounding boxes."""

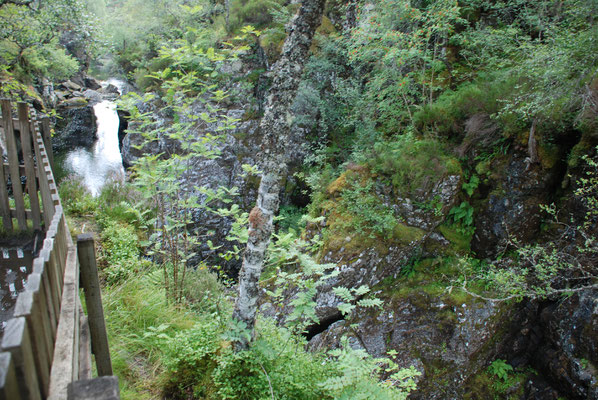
[{"left": 62, "top": 81, "right": 126, "bottom": 196}]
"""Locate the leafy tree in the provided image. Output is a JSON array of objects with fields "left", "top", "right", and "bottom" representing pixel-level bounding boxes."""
[
  {"left": 119, "top": 29, "right": 248, "bottom": 304},
  {"left": 231, "top": 0, "right": 327, "bottom": 351},
  {"left": 0, "top": 0, "right": 97, "bottom": 83}
]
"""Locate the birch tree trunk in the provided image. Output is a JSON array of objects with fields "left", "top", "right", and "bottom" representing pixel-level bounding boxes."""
[{"left": 231, "top": 0, "right": 326, "bottom": 351}]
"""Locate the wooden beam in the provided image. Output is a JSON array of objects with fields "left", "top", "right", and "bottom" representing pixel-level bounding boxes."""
[
  {"left": 40, "top": 117, "right": 54, "bottom": 173},
  {"left": 78, "top": 312, "right": 92, "bottom": 381},
  {"left": 48, "top": 246, "right": 79, "bottom": 400},
  {"left": 67, "top": 376, "right": 120, "bottom": 400},
  {"left": 0, "top": 155, "right": 12, "bottom": 233},
  {"left": 77, "top": 234, "right": 112, "bottom": 376}
]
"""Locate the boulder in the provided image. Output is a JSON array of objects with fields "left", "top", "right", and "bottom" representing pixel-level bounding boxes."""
[
  {"left": 62, "top": 80, "right": 82, "bottom": 92},
  {"left": 99, "top": 84, "right": 120, "bottom": 95},
  {"left": 83, "top": 76, "right": 102, "bottom": 90},
  {"left": 58, "top": 97, "right": 88, "bottom": 108},
  {"left": 53, "top": 105, "right": 97, "bottom": 152},
  {"left": 82, "top": 89, "right": 103, "bottom": 105}
]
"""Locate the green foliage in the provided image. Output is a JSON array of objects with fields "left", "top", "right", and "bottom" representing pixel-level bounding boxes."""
[
  {"left": 448, "top": 202, "right": 475, "bottom": 235},
  {"left": 58, "top": 175, "right": 97, "bottom": 216},
  {"left": 345, "top": 0, "right": 466, "bottom": 133},
  {"left": 265, "top": 231, "right": 339, "bottom": 334},
  {"left": 339, "top": 177, "right": 397, "bottom": 239},
  {"left": 99, "top": 220, "right": 141, "bottom": 284},
  {"left": 462, "top": 175, "right": 479, "bottom": 197},
  {"left": 488, "top": 359, "right": 513, "bottom": 382},
  {"left": 161, "top": 322, "right": 221, "bottom": 398},
  {"left": 320, "top": 338, "right": 420, "bottom": 399},
  {"left": 94, "top": 0, "right": 224, "bottom": 76},
  {"left": 0, "top": 0, "right": 97, "bottom": 84},
  {"left": 229, "top": 0, "right": 287, "bottom": 32},
  {"left": 276, "top": 204, "right": 304, "bottom": 233},
  {"left": 119, "top": 28, "right": 254, "bottom": 303},
  {"left": 368, "top": 134, "right": 461, "bottom": 195}
]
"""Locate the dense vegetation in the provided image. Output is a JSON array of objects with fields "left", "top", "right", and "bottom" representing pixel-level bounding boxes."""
[{"left": 3, "top": 0, "right": 598, "bottom": 398}]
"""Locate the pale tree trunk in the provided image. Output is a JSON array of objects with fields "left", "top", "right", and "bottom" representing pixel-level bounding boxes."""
[{"left": 232, "top": 0, "right": 326, "bottom": 351}]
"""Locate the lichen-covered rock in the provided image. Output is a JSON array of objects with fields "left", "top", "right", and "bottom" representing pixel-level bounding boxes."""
[{"left": 308, "top": 288, "right": 527, "bottom": 399}]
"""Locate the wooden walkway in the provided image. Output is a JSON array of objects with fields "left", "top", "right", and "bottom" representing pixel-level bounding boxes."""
[{"left": 0, "top": 99, "right": 117, "bottom": 399}]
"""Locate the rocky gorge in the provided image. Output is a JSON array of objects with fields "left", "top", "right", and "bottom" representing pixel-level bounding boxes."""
[{"left": 25, "top": 0, "right": 598, "bottom": 397}]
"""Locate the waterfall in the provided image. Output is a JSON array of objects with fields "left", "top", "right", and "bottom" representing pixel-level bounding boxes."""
[{"left": 64, "top": 100, "right": 125, "bottom": 196}]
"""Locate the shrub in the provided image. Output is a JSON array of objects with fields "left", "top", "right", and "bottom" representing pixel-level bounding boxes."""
[
  {"left": 368, "top": 134, "right": 461, "bottom": 196},
  {"left": 99, "top": 220, "right": 141, "bottom": 284},
  {"left": 58, "top": 175, "right": 97, "bottom": 216}
]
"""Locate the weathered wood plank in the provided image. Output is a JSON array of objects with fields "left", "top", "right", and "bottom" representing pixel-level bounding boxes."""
[
  {"left": 67, "top": 376, "right": 120, "bottom": 400},
  {"left": 42, "top": 245, "right": 63, "bottom": 330},
  {"left": 23, "top": 272, "right": 54, "bottom": 366},
  {"left": 78, "top": 234, "right": 113, "bottom": 376},
  {"left": 48, "top": 246, "right": 79, "bottom": 400},
  {"left": 18, "top": 102, "right": 41, "bottom": 230},
  {"left": 32, "top": 134, "right": 54, "bottom": 226},
  {"left": 1, "top": 99, "right": 26, "bottom": 230},
  {"left": 31, "top": 258, "right": 58, "bottom": 341},
  {"left": 1, "top": 317, "right": 42, "bottom": 400},
  {"left": 0, "top": 352, "right": 20, "bottom": 400},
  {"left": 14, "top": 290, "right": 51, "bottom": 398},
  {"left": 78, "top": 312, "right": 92, "bottom": 381},
  {"left": 40, "top": 117, "right": 54, "bottom": 172},
  {"left": 0, "top": 153, "right": 12, "bottom": 232}
]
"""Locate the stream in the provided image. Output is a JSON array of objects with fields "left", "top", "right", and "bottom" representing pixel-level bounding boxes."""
[{"left": 62, "top": 79, "right": 126, "bottom": 196}]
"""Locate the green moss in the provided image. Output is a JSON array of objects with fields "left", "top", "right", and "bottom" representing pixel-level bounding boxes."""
[
  {"left": 464, "top": 367, "right": 528, "bottom": 400},
  {"left": 438, "top": 224, "right": 472, "bottom": 253},
  {"left": 392, "top": 223, "right": 426, "bottom": 245},
  {"left": 568, "top": 133, "right": 595, "bottom": 168},
  {"left": 369, "top": 136, "right": 462, "bottom": 197},
  {"left": 537, "top": 139, "right": 560, "bottom": 170}
]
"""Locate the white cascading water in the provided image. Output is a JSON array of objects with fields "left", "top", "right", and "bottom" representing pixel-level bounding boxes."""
[{"left": 64, "top": 99, "right": 125, "bottom": 196}]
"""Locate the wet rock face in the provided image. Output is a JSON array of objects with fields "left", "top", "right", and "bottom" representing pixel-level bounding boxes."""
[
  {"left": 53, "top": 105, "right": 97, "bottom": 152},
  {"left": 472, "top": 155, "right": 559, "bottom": 258},
  {"left": 52, "top": 75, "right": 119, "bottom": 153},
  {"left": 534, "top": 290, "right": 598, "bottom": 399}
]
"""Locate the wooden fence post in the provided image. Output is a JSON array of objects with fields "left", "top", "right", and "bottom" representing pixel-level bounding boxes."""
[
  {"left": 17, "top": 102, "right": 42, "bottom": 230},
  {"left": 77, "top": 234, "right": 112, "bottom": 376}
]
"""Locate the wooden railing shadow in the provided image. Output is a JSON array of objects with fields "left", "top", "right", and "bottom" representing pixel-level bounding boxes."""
[{"left": 0, "top": 99, "right": 117, "bottom": 399}]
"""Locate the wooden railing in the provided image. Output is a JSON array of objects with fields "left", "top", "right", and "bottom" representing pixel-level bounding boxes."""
[
  {"left": 0, "top": 100, "right": 55, "bottom": 233},
  {"left": 0, "top": 99, "right": 116, "bottom": 399}
]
